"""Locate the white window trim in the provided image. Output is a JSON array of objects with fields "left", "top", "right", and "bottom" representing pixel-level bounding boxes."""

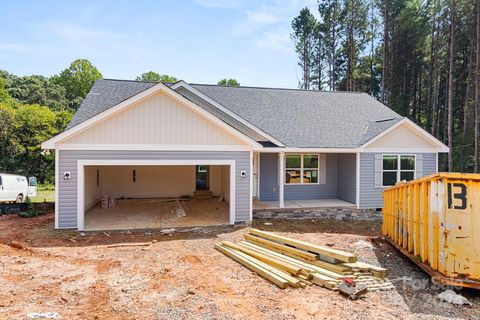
[
  {"left": 381, "top": 154, "right": 416, "bottom": 187},
  {"left": 284, "top": 154, "right": 320, "bottom": 185}
]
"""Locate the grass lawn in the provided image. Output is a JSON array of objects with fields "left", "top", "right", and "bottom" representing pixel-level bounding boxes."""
[{"left": 29, "top": 184, "right": 55, "bottom": 203}]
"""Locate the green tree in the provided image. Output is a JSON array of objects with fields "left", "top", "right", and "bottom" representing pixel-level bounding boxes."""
[
  {"left": 52, "top": 59, "right": 102, "bottom": 110},
  {"left": 318, "top": 0, "right": 344, "bottom": 91},
  {"left": 136, "top": 71, "right": 178, "bottom": 83},
  {"left": 1, "top": 72, "right": 68, "bottom": 111},
  {"left": 14, "top": 104, "right": 58, "bottom": 181},
  {"left": 0, "top": 77, "right": 11, "bottom": 103},
  {"left": 217, "top": 79, "right": 240, "bottom": 86},
  {"left": 0, "top": 102, "right": 19, "bottom": 173},
  {"left": 292, "top": 7, "right": 318, "bottom": 89}
]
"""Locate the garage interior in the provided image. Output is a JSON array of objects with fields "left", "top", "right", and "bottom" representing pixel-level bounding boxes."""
[{"left": 83, "top": 165, "right": 231, "bottom": 230}]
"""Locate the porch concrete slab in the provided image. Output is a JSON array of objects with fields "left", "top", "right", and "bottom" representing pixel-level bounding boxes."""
[
  {"left": 85, "top": 198, "right": 229, "bottom": 231},
  {"left": 253, "top": 199, "right": 356, "bottom": 210}
]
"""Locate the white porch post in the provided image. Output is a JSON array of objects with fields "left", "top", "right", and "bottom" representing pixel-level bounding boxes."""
[
  {"left": 278, "top": 152, "right": 285, "bottom": 208},
  {"left": 356, "top": 152, "right": 360, "bottom": 209}
]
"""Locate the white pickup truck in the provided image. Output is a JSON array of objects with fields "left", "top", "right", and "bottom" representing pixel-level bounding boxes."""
[{"left": 0, "top": 173, "right": 37, "bottom": 203}]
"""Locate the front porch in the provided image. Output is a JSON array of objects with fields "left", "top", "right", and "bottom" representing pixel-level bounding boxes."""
[
  {"left": 253, "top": 152, "right": 359, "bottom": 210},
  {"left": 253, "top": 198, "right": 356, "bottom": 210}
]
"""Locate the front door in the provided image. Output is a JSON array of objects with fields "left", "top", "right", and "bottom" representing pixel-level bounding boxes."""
[{"left": 196, "top": 165, "right": 209, "bottom": 190}]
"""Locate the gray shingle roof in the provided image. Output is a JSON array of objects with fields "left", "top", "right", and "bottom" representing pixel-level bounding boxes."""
[
  {"left": 190, "top": 84, "right": 402, "bottom": 147},
  {"left": 66, "top": 79, "right": 402, "bottom": 148}
]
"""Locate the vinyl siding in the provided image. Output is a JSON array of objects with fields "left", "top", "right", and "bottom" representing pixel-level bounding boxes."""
[
  {"left": 64, "top": 92, "right": 245, "bottom": 145},
  {"left": 366, "top": 123, "right": 438, "bottom": 149},
  {"left": 259, "top": 153, "right": 279, "bottom": 201},
  {"left": 57, "top": 150, "right": 250, "bottom": 228},
  {"left": 259, "top": 153, "right": 339, "bottom": 201},
  {"left": 337, "top": 153, "right": 356, "bottom": 204},
  {"left": 359, "top": 152, "right": 437, "bottom": 209},
  {"left": 284, "top": 153, "right": 337, "bottom": 200}
]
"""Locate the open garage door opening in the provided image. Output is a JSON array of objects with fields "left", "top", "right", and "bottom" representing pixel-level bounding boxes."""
[{"left": 79, "top": 162, "right": 234, "bottom": 231}]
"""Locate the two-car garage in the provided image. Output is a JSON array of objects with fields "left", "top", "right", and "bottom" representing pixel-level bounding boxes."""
[
  {"left": 82, "top": 163, "right": 233, "bottom": 230},
  {"left": 56, "top": 150, "right": 251, "bottom": 231}
]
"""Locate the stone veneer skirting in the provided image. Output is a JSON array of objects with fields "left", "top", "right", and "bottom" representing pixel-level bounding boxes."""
[{"left": 253, "top": 207, "right": 382, "bottom": 221}]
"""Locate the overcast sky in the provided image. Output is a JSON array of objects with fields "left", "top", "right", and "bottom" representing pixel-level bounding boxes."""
[{"left": 0, "top": 0, "right": 318, "bottom": 88}]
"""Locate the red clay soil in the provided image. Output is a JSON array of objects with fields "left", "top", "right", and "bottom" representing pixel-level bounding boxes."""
[{"left": 0, "top": 211, "right": 479, "bottom": 319}]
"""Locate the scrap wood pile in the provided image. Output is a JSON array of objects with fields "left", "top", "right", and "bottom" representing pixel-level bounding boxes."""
[{"left": 215, "top": 229, "right": 393, "bottom": 292}]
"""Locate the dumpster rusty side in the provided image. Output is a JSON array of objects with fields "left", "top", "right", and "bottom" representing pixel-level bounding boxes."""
[{"left": 383, "top": 173, "right": 480, "bottom": 289}]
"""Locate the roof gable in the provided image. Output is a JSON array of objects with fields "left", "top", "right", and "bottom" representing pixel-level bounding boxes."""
[
  {"left": 42, "top": 81, "right": 261, "bottom": 149},
  {"left": 63, "top": 91, "right": 247, "bottom": 146}
]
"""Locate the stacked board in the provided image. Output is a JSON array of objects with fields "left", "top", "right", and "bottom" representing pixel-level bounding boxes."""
[{"left": 216, "top": 229, "right": 394, "bottom": 291}]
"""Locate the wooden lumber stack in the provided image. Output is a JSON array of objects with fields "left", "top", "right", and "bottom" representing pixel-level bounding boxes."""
[{"left": 215, "top": 229, "right": 394, "bottom": 291}]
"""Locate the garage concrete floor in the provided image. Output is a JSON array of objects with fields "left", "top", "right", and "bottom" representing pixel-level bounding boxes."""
[{"left": 84, "top": 198, "right": 229, "bottom": 231}]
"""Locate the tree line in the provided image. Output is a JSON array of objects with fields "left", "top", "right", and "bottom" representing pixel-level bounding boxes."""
[
  {"left": 0, "top": 59, "right": 239, "bottom": 183},
  {"left": 292, "top": 0, "right": 479, "bottom": 172}
]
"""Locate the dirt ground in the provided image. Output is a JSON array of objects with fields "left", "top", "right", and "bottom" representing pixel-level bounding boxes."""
[{"left": 1, "top": 212, "right": 479, "bottom": 320}]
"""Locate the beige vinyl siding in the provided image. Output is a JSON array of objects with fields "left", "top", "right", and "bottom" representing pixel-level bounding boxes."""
[
  {"left": 64, "top": 92, "right": 246, "bottom": 146},
  {"left": 366, "top": 124, "right": 437, "bottom": 149}
]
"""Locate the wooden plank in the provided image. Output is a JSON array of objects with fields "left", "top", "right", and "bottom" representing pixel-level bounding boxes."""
[
  {"left": 309, "top": 259, "right": 352, "bottom": 273},
  {"left": 240, "top": 241, "right": 350, "bottom": 280},
  {"left": 244, "top": 234, "right": 318, "bottom": 261},
  {"left": 342, "top": 261, "right": 388, "bottom": 277},
  {"left": 310, "top": 273, "right": 339, "bottom": 290},
  {"left": 240, "top": 241, "right": 317, "bottom": 274},
  {"left": 215, "top": 244, "right": 289, "bottom": 289},
  {"left": 249, "top": 229, "right": 356, "bottom": 263},
  {"left": 220, "top": 241, "right": 301, "bottom": 275},
  {"left": 229, "top": 246, "right": 302, "bottom": 288}
]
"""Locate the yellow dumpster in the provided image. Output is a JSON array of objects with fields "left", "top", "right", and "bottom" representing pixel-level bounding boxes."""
[{"left": 382, "top": 173, "right": 480, "bottom": 289}]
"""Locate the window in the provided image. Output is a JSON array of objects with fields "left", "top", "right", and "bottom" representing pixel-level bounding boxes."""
[
  {"left": 382, "top": 155, "right": 416, "bottom": 187},
  {"left": 285, "top": 154, "right": 319, "bottom": 184}
]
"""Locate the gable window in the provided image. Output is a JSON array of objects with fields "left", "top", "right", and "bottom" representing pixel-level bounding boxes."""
[
  {"left": 285, "top": 154, "right": 319, "bottom": 184},
  {"left": 382, "top": 155, "right": 415, "bottom": 187}
]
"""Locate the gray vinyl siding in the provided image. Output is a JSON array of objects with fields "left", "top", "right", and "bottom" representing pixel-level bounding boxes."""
[
  {"left": 284, "top": 153, "right": 337, "bottom": 200},
  {"left": 259, "top": 153, "right": 340, "bottom": 201},
  {"left": 57, "top": 150, "right": 251, "bottom": 229},
  {"left": 259, "top": 153, "right": 279, "bottom": 201},
  {"left": 337, "top": 153, "right": 356, "bottom": 204},
  {"left": 359, "top": 152, "right": 437, "bottom": 209}
]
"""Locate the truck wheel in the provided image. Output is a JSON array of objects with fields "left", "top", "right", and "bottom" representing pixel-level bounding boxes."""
[{"left": 16, "top": 194, "right": 23, "bottom": 203}]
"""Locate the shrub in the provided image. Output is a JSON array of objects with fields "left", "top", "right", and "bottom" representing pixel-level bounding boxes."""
[{"left": 18, "top": 196, "right": 38, "bottom": 218}]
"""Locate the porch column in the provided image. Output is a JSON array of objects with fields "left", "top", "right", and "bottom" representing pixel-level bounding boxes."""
[{"left": 278, "top": 152, "right": 285, "bottom": 208}]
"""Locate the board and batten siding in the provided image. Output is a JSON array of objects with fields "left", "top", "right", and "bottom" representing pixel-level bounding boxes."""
[
  {"left": 359, "top": 153, "right": 437, "bottom": 209},
  {"left": 57, "top": 150, "right": 250, "bottom": 228},
  {"left": 63, "top": 92, "right": 245, "bottom": 146},
  {"left": 337, "top": 153, "right": 356, "bottom": 204}
]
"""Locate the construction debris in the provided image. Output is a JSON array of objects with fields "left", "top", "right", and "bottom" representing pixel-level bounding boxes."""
[
  {"left": 438, "top": 290, "right": 472, "bottom": 305},
  {"left": 215, "top": 228, "right": 393, "bottom": 292},
  {"left": 175, "top": 199, "right": 187, "bottom": 217},
  {"left": 106, "top": 241, "right": 154, "bottom": 248},
  {"left": 160, "top": 228, "right": 176, "bottom": 236},
  {"left": 27, "top": 311, "right": 60, "bottom": 319},
  {"left": 338, "top": 278, "right": 368, "bottom": 300}
]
